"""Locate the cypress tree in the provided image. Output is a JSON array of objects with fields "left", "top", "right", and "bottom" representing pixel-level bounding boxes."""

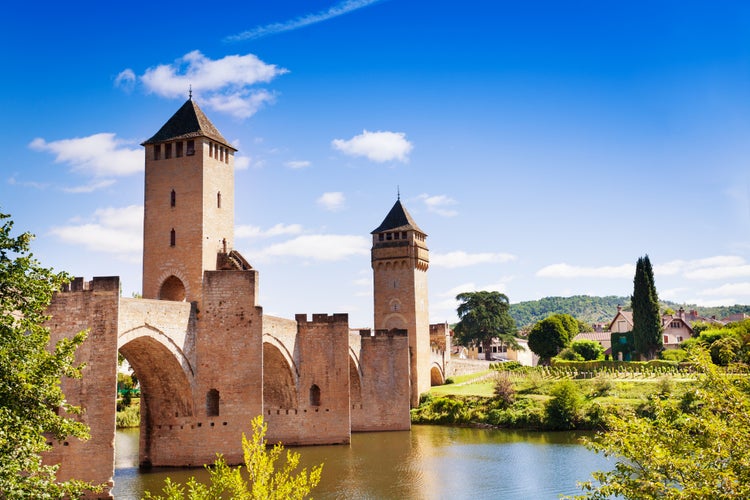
[{"left": 631, "top": 254, "right": 663, "bottom": 359}]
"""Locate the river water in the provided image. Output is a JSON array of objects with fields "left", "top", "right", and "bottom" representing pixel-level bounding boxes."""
[{"left": 113, "top": 425, "right": 611, "bottom": 499}]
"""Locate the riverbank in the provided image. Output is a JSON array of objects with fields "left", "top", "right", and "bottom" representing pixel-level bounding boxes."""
[{"left": 411, "top": 366, "right": 695, "bottom": 431}]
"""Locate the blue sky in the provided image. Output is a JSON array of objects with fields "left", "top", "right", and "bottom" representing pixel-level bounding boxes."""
[{"left": 2, "top": 1, "right": 750, "bottom": 327}]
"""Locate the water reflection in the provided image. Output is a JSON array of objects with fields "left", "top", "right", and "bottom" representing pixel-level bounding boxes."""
[{"left": 113, "top": 425, "right": 610, "bottom": 499}]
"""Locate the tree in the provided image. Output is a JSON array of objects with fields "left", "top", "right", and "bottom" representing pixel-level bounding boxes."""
[
  {"left": 575, "top": 349, "right": 750, "bottom": 499},
  {"left": 631, "top": 255, "right": 662, "bottom": 360},
  {"left": 570, "top": 339, "right": 605, "bottom": 361},
  {"left": 527, "top": 314, "right": 578, "bottom": 364},
  {"left": 454, "top": 291, "right": 519, "bottom": 360},
  {"left": 145, "top": 415, "right": 322, "bottom": 500},
  {"left": 545, "top": 379, "right": 583, "bottom": 430},
  {"left": 0, "top": 212, "right": 96, "bottom": 497}
]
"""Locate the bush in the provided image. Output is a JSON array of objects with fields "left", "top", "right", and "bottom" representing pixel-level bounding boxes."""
[
  {"left": 571, "top": 339, "right": 605, "bottom": 361},
  {"left": 590, "top": 376, "right": 613, "bottom": 397},
  {"left": 660, "top": 349, "right": 688, "bottom": 362},
  {"left": 492, "top": 373, "right": 516, "bottom": 408},
  {"left": 545, "top": 379, "right": 583, "bottom": 430},
  {"left": 116, "top": 404, "right": 140, "bottom": 428},
  {"left": 557, "top": 348, "right": 584, "bottom": 361},
  {"left": 444, "top": 377, "right": 455, "bottom": 385}
]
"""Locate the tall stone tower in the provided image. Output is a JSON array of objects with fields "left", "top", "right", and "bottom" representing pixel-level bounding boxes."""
[
  {"left": 141, "top": 98, "right": 237, "bottom": 304},
  {"left": 371, "top": 198, "right": 430, "bottom": 406}
]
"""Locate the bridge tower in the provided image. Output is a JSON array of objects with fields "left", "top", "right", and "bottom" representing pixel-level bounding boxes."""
[
  {"left": 371, "top": 198, "right": 430, "bottom": 406},
  {"left": 141, "top": 97, "right": 236, "bottom": 304}
]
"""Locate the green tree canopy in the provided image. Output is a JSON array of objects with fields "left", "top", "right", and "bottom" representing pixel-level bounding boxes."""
[
  {"left": 575, "top": 349, "right": 750, "bottom": 499},
  {"left": 631, "top": 255, "right": 663, "bottom": 360},
  {"left": 570, "top": 339, "right": 605, "bottom": 361},
  {"left": 527, "top": 315, "right": 570, "bottom": 364},
  {"left": 0, "top": 212, "right": 95, "bottom": 497},
  {"left": 454, "top": 291, "right": 519, "bottom": 360}
]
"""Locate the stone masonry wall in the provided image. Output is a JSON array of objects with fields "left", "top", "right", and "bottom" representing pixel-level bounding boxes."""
[
  {"left": 352, "top": 328, "right": 411, "bottom": 431},
  {"left": 45, "top": 277, "right": 120, "bottom": 499}
]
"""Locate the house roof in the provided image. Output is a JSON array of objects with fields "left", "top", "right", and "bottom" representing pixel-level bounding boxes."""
[
  {"left": 608, "top": 310, "right": 633, "bottom": 331},
  {"left": 142, "top": 98, "right": 234, "bottom": 149},
  {"left": 574, "top": 331, "right": 612, "bottom": 343},
  {"left": 371, "top": 199, "right": 425, "bottom": 234}
]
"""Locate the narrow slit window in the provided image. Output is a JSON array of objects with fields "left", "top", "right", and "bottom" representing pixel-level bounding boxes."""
[
  {"left": 170, "top": 229, "right": 176, "bottom": 247},
  {"left": 154, "top": 144, "right": 161, "bottom": 160},
  {"left": 217, "top": 192, "right": 221, "bottom": 208},
  {"left": 170, "top": 190, "right": 176, "bottom": 207},
  {"left": 165, "top": 143, "right": 172, "bottom": 159},
  {"left": 310, "top": 384, "right": 321, "bottom": 407},
  {"left": 209, "top": 143, "right": 213, "bottom": 158},
  {"left": 206, "top": 389, "right": 220, "bottom": 416},
  {"left": 176, "top": 142, "right": 183, "bottom": 158},
  {"left": 186, "top": 140, "right": 195, "bottom": 156}
]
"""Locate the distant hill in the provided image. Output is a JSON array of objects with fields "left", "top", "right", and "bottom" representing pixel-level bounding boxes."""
[{"left": 509, "top": 295, "right": 750, "bottom": 329}]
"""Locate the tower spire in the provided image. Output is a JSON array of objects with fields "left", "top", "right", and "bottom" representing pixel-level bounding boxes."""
[{"left": 189, "top": 84, "right": 192, "bottom": 100}]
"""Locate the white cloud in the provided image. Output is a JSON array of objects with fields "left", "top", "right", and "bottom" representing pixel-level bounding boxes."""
[
  {"left": 417, "top": 193, "right": 458, "bottom": 217},
  {"left": 317, "top": 192, "right": 346, "bottom": 211},
  {"left": 536, "top": 263, "right": 633, "bottom": 279},
  {"left": 235, "top": 223, "right": 303, "bottom": 239},
  {"left": 656, "top": 256, "right": 746, "bottom": 276},
  {"left": 699, "top": 282, "right": 750, "bottom": 297},
  {"left": 226, "top": 0, "right": 383, "bottom": 42},
  {"left": 133, "top": 51, "right": 287, "bottom": 119},
  {"left": 332, "top": 130, "right": 413, "bottom": 163},
  {"left": 30, "top": 133, "right": 142, "bottom": 178},
  {"left": 431, "top": 251, "right": 516, "bottom": 269},
  {"left": 234, "top": 155, "right": 251, "bottom": 170},
  {"left": 49, "top": 205, "right": 143, "bottom": 261},
  {"left": 114, "top": 68, "right": 136, "bottom": 92},
  {"left": 684, "top": 264, "right": 750, "bottom": 280},
  {"left": 248, "top": 234, "right": 369, "bottom": 261},
  {"left": 285, "top": 160, "right": 311, "bottom": 169},
  {"left": 62, "top": 179, "right": 117, "bottom": 193}
]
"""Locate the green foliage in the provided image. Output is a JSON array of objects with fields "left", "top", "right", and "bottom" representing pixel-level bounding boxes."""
[
  {"left": 631, "top": 255, "right": 663, "bottom": 359},
  {"left": 571, "top": 340, "right": 605, "bottom": 361},
  {"left": 545, "top": 380, "right": 583, "bottom": 430},
  {"left": 575, "top": 349, "right": 750, "bottom": 499},
  {"left": 528, "top": 315, "right": 571, "bottom": 363},
  {"left": 116, "top": 403, "right": 140, "bottom": 428},
  {"left": 509, "top": 295, "right": 628, "bottom": 328},
  {"left": 492, "top": 373, "right": 516, "bottom": 408},
  {"left": 145, "top": 415, "right": 322, "bottom": 500},
  {"left": 660, "top": 349, "right": 688, "bottom": 362},
  {"left": 0, "top": 212, "right": 99, "bottom": 498},
  {"left": 557, "top": 348, "right": 584, "bottom": 361},
  {"left": 454, "top": 291, "right": 518, "bottom": 360}
]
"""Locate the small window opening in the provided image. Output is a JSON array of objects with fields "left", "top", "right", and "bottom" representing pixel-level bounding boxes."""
[
  {"left": 378, "top": 234, "right": 384, "bottom": 241},
  {"left": 176, "top": 142, "right": 183, "bottom": 158},
  {"left": 206, "top": 389, "right": 220, "bottom": 416},
  {"left": 154, "top": 144, "right": 161, "bottom": 160},
  {"left": 170, "top": 190, "right": 176, "bottom": 207},
  {"left": 220, "top": 147, "right": 224, "bottom": 162},
  {"left": 386, "top": 233, "right": 392, "bottom": 240},
  {"left": 401, "top": 232, "right": 407, "bottom": 239},
  {"left": 217, "top": 192, "right": 221, "bottom": 208},
  {"left": 170, "top": 229, "right": 176, "bottom": 247},
  {"left": 165, "top": 143, "right": 172, "bottom": 159},
  {"left": 310, "top": 384, "right": 321, "bottom": 407},
  {"left": 209, "top": 143, "right": 213, "bottom": 158},
  {"left": 186, "top": 140, "right": 195, "bottom": 156},
  {"left": 394, "top": 232, "right": 400, "bottom": 240}
]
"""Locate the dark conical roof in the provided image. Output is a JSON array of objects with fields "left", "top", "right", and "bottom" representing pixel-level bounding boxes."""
[
  {"left": 371, "top": 199, "right": 425, "bottom": 234},
  {"left": 142, "top": 99, "right": 234, "bottom": 149}
]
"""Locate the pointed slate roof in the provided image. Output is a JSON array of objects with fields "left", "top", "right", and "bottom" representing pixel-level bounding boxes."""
[
  {"left": 142, "top": 99, "right": 235, "bottom": 149},
  {"left": 371, "top": 199, "right": 425, "bottom": 234}
]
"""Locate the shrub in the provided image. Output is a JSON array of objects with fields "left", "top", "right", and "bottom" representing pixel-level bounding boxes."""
[
  {"left": 591, "top": 376, "right": 613, "bottom": 398},
  {"left": 116, "top": 404, "right": 140, "bottom": 428},
  {"left": 545, "top": 379, "right": 583, "bottom": 430},
  {"left": 444, "top": 377, "right": 455, "bottom": 385},
  {"left": 492, "top": 373, "right": 516, "bottom": 408},
  {"left": 660, "top": 349, "right": 688, "bottom": 362},
  {"left": 656, "top": 376, "right": 673, "bottom": 398},
  {"left": 571, "top": 339, "right": 605, "bottom": 361},
  {"left": 557, "top": 348, "right": 584, "bottom": 361}
]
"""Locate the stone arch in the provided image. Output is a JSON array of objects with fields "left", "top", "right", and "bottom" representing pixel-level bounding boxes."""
[
  {"left": 263, "top": 341, "right": 297, "bottom": 409},
  {"left": 159, "top": 275, "right": 186, "bottom": 301},
  {"left": 118, "top": 332, "right": 195, "bottom": 467},
  {"left": 383, "top": 313, "right": 407, "bottom": 330},
  {"left": 430, "top": 364, "right": 445, "bottom": 386}
]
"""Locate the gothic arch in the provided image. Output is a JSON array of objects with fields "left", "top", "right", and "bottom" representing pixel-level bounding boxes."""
[
  {"left": 155, "top": 269, "right": 191, "bottom": 302},
  {"left": 430, "top": 363, "right": 445, "bottom": 386},
  {"left": 383, "top": 312, "right": 407, "bottom": 330},
  {"left": 262, "top": 340, "right": 297, "bottom": 409},
  {"left": 349, "top": 351, "right": 362, "bottom": 408}
]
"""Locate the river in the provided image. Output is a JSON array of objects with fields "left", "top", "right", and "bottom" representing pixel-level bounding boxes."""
[{"left": 113, "top": 426, "right": 611, "bottom": 499}]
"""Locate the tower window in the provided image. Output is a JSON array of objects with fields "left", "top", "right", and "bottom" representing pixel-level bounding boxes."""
[
  {"left": 186, "top": 140, "right": 195, "bottom": 156},
  {"left": 209, "top": 143, "right": 213, "bottom": 158},
  {"left": 386, "top": 233, "right": 392, "bottom": 241},
  {"left": 217, "top": 192, "right": 221, "bottom": 208},
  {"left": 165, "top": 143, "right": 172, "bottom": 159},
  {"left": 394, "top": 232, "right": 400, "bottom": 240},
  {"left": 170, "top": 229, "right": 176, "bottom": 247},
  {"left": 309, "top": 385, "right": 321, "bottom": 407},
  {"left": 220, "top": 147, "right": 224, "bottom": 162},
  {"left": 170, "top": 190, "right": 176, "bottom": 207},
  {"left": 176, "top": 142, "right": 183, "bottom": 158},
  {"left": 153, "top": 144, "right": 161, "bottom": 160},
  {"left": 401, "top": 232, "right": 407, "bottom": 239},
  {"left": 206, "top": 389, "right": 220, "bottom": 417},
  {"left": 378, "top": 234, "right": 384, "bottom": 241}
]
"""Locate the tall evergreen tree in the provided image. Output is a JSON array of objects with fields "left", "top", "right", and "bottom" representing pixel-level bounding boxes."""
[{"left": 631, "top": 254, "right": 663, "bottom": 359}]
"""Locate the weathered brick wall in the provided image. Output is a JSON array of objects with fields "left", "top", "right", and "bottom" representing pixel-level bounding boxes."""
[
  {"left": 266, "top": 314, "right": 351, "bottom": 445},
  {"left": 44, "top": 277, "right": 120, "bottom": 498},
  {"left": 352, "top": 329, "right": 411, "bottom": 431}
]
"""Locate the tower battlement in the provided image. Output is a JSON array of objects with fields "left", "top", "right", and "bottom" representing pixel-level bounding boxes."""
[
  {"left": 295, "top": 313, "right": 349, "bottom": 324},
  {"left": 60, "top": 276, "right": 120, "bottom": 293}
]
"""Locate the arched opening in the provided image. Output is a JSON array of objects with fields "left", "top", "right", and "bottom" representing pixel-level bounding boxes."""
[
  {"left": 309, "top": 384, "right": 321, "bottom": 407},
  {"left": 431, "top": 366, "right": 445, "bottom": 386},
  {"left": 206, "top": 389, "right": 220, "bottom": 416},
  {"left": 118, "top": 335, "right": 194, "bottom": 468},
  {"left": 263, "top": 343, "right": 296, "bottom": 408},
  {"left": 349, "top": 356, "right": 362, "bottom": 408},
  {"left": 159, "top": 276, "right": 186, "bottom": 302}
]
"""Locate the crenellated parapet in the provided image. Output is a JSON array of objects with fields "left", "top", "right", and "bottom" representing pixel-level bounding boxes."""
[
  {"left": 60, "top": 276, "right": 120, "bottom": 293},
  {"left": 295, "top": 313, "right": 349, "bottom": 324}
]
